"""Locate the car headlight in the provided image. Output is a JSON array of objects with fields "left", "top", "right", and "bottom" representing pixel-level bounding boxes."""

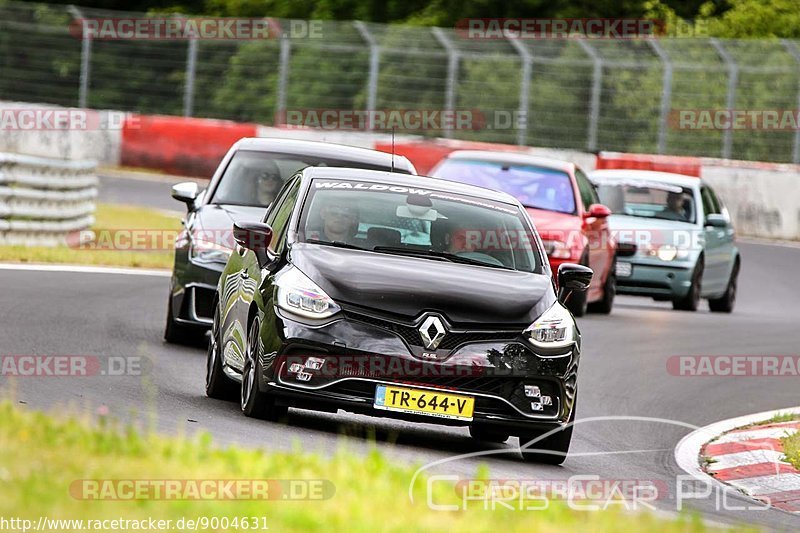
[
  {"left": 646, "top": 245, "right": 690, "bottom": 262},
  {"left": 523, "top": 302, "right": 576, "bottom": 350},
  {"left": 275, "top": 266, "right": 341, "bottom": 319},
  {"left": 541, "top": 239, "right": 572, "bottom": 259},
  {"left": 190, "top": 239, "right": 233, "bottom": 264}
]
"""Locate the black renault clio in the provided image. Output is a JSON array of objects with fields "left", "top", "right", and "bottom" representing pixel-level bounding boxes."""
[{"left": 206, "top": 167, "right": 592, "bottom": 464}]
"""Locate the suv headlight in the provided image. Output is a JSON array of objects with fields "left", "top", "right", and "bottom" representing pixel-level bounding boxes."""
[
  {"left": 523, "top": 302, "right": 576, "bottom": 350},
  {"left": 190, "top": 239, "right": 233, "bottom": 264},
  {"left": 275, "top": 266, "right": 341, "bottom": 319},
  {"left": 644, "top": 245, "right": 690, "bottom": 262}
]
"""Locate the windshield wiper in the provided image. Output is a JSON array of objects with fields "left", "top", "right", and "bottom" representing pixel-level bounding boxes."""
[
  {"left": 306, "top": 238, "right": 365, "bottom": 251},
  {"left": 371, "top": 246, "right": 510, "bottom": 269}
]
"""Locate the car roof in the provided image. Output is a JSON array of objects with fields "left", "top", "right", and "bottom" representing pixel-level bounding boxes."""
[
  {"left": 444, "top": 150, "right": 575, "bottom": 173},
  {"left": 232, "top": 137, "right": 415, "bottom": 173},
  {"left": 588, "top": 169, "right": 701, "bottom": 189},
  {"left": 301, "top": 166, "right": 522, "bottom": 205}
]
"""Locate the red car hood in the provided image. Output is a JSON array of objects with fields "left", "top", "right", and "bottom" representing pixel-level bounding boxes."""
[{"left": 525, "top": 207, "right": 582, "bottom": 240}]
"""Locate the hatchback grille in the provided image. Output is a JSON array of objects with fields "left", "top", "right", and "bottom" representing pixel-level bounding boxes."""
[{"left": 343, "top": 310, "right": 519, "bottom": 351}]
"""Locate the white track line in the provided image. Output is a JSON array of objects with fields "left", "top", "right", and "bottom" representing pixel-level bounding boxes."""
[{"left": 0, "top": 263, "right": 170, "bottom": 277}]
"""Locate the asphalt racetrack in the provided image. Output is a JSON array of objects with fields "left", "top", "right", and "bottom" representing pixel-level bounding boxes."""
[{"left": 3, "top": 175, "right": 799, "bottom": 529}]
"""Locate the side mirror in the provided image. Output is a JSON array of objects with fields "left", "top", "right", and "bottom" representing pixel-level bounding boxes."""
[
  {"left": 584, "top": 203, "right": 611, "bottom": 219},
  {"left": 557, "top": 263, "right": 593, "bottom": 303},
  {"left": 171, "top": 182, "right": 200, "bottom": 209},
  {"left": 233, "top": 221, "right": 273, "bottom": 251},
  {"left": 705, "top": 214, "right": 728, "bottom": 228}
]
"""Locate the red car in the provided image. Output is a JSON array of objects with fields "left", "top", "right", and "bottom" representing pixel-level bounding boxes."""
[{"left": 430, "top": 150, "right": 616, "bottom": 316}]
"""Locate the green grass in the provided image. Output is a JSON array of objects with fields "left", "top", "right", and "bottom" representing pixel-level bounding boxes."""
[
  {"left": 781, "top": 431, "right": 800, "bottom": 470},
  {"left": 0, "top": 401, "right": 755, "bottom": 532},
  {"left": 0, "top": 204, "right": 181, "bottom": 269},
  {"left": 767, "top": 412, "right": 799, "bottom": 424}
]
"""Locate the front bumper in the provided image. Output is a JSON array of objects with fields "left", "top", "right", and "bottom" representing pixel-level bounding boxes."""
[
  {"left": 257, "top": 307, "right": 579, "bottom": 433},
  {"left": 615, "top": 259, "right": 694, "bottom": 298}
]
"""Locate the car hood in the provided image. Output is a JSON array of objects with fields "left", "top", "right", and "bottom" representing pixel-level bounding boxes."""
[
  {"left": 524, "top": 207, "right": 582, "bottom": 235},
  {"left": 194, "top": 204, "right": 267, "bottom": 245},
  {"left": 607, "top": 214, "right": 700, "bottom": 247},
  {"left": 290, "top": 243, "right": 555, "bottom": 326}
]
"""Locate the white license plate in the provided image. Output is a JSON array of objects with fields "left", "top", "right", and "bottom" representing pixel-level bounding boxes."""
[{"left": 616, "top": 262, "right": 632, "bottom": 278}]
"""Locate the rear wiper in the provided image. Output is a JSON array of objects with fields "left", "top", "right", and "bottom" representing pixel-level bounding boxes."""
[
  {"left": 306, "top": 239, "right": 365, "bottom": 251},
  {"left": 371, "top": 246, "right": 509, "bottom": 269}
]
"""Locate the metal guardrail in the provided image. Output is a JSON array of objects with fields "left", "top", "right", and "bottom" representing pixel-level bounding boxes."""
[{"left": 0, "top": 153, "right": 97, "bottom": 246}]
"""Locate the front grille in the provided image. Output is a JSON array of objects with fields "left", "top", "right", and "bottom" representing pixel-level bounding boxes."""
[
  {"left": 193, "top": 286, "right": 216, "bottom": 319},
  {"left": 343, "top": 310, "right": 519, "bottom": 351},
  {"left": 616, "top": 242, "right": 637, "bottom": 257}
]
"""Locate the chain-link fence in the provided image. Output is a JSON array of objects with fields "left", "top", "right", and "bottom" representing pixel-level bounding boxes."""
[{"left": 2, "top": 1, "right": 800, "bottom": 163}]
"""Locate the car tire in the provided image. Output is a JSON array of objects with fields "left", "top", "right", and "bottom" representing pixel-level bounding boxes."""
[
  {"left": 673, "top": 258, "right": 703, "bottom": 312},
  {"left": 708, "top": 258, "right": 739, "bottom": 313},
  {"left": 518, "top": 394, "right": 576, "bottom": 465},
  {"left": 205, "top": 304, "right": 236, "bottom": 400},
  {"left": 588, "top": 258, "right": 615, "bottom": 314},
  {"left": 241, "top": 316, "right": 288, "bottom": 421},
  {"left": 164, "top": 296, "right": 194, "bottom": 345},
  {"left": 469, "top": 425, "right": 509, "bottom": 444}
]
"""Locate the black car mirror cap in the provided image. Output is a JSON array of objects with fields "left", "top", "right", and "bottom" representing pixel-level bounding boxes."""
[
  {"left": 557, "top": 263, "right": 593, "bottom": 303},
  {"left": 705, "top": 214, "right": 728, "bottom": 228},
  {"left": 171, "top": 182, "right": 200, "bottom": 209},
  {"left": 233, "top": 221, "right": 274, "bottom": 252}
]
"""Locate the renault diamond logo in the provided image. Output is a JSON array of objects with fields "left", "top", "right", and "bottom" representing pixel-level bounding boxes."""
[{"left": 419, "top": 315, "right": 446, "bottom": 350}]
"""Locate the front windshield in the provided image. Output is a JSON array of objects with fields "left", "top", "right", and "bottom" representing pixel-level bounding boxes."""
[
  {"left": 299, "top": 179, "right": 544, "bottom": 273},
  {"left": 211, "top": 149, "right": 410, "bottom": 207},
  {"left": 432, "top": 159, "right": 576, "bottom": 214},
  {"left": 594, "top": 180, "right": 696, "bottom": 223}
]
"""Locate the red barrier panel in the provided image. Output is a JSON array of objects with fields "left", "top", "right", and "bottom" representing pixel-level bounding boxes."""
[
  {"left": 374, "top": 139, "right": 526, "bottom": 175},
  {"left": 121, "top": 115, "right": 257, "bottom": 177},
  {"left": 596, "top": 151, "right": 702, "bottom": 177}
]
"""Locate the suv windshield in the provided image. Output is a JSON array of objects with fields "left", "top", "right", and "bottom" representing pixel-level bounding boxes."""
[
  {"left": 211, "top": 150, "right": 410, "bottom": 207},
  {"left": 433, "top": 158, "right": 576, "bottom": 214},
  {"left": 594, "top": 179, "right": 696, "bottom": 223},
  {"left": 299, "top": 179, "right": 544, "bottom": 273}
]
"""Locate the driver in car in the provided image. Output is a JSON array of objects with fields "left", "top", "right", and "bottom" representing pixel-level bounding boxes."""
[
  {"left": 254, "top": 161, "right": 284, "bottom": 206},
  {"left": 661, "top": 191, "right": 687, "bottom": 221},
  {"left": 307, "top": 199, "right": 360, "bottom": 244}
]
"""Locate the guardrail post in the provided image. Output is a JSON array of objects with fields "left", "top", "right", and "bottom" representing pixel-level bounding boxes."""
[
  {"left": 69, "top": 6, "right": 92, "bottom": 108},
  {"left": 508, "top": 38, "right": 532, "bottom": 146},
  {"left": 648, "top": 40, "right": 673, "bottom": 154},
  {"left": 432, "top": 28, "right": 459, "bottom": 139},
  {"left": 354, "top": 21, "right": 380, "bottom": 130},
  {"left": 577, "top": 40, "right": 602, "bottom": 152},
  {"left": 275, "top": 34, "right": 291, "bottom": 124},
  {"left": 710, "top": 38, "right": 738, "bottom": 160},
  {"left": 782, "top": 39, "right": 800, "bottom": 164},
  {"left": 183, "top": 38, "right": 199, "bottom": 117}
]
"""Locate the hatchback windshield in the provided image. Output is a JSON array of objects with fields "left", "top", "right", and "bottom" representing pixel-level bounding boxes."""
[
  {"left": 300, "top": 179, "right": 544, "bottom": 273},
  {"left": 212, "top": 150, "right": 410, "bottom": 207},
  {"left": 433, "top": 159, "right": 576, "bottom": 214},
  {"left": 593, "top": 179, "right": 696, "bottom": 223}
]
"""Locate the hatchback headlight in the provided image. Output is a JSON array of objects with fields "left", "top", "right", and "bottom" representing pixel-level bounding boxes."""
[
  {"left": 275, "top": 266, "right": 341, "bottom": 319},
  {"left": 190, "top": 239, "right": 233, "bottom": 264},
  {"left": 523, "top": 302, "right": 576, "bottom": 350}
]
